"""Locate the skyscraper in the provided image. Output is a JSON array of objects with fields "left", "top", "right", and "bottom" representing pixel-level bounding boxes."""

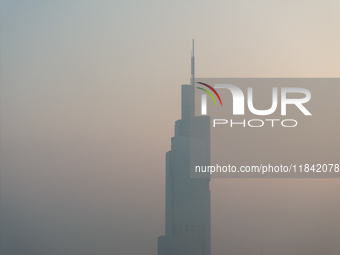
[{"left": 158, "top": 41, "right": 211, "bottom": 255}]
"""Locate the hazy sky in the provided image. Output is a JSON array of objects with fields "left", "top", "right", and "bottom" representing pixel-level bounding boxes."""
[{"left": 1, "top": 1, "right": 339, "bottom": 255}]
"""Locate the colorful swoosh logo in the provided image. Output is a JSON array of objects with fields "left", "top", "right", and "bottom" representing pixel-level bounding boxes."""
[{"left": 196, "top": 82, "right": 223, "bottom": 106}]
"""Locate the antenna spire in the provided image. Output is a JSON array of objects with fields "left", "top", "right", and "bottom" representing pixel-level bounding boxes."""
[
  {"left": 191, "top": 39, "right": 195, "bottom": 83},
  {"left": 191, "top": 39, "right": 195, "bottom": 116},
  {"left": 192, "top": 39, "right": 194, "bottom": 57}
]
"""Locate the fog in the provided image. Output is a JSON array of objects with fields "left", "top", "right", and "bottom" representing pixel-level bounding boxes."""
[{"left": 1, "top": 0, "right": 339, "bottom": 254}]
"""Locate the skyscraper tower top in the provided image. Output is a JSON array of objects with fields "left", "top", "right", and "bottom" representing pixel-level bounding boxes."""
[{"left": 157, "top": 42, "right": 211, "bottom": 255}]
